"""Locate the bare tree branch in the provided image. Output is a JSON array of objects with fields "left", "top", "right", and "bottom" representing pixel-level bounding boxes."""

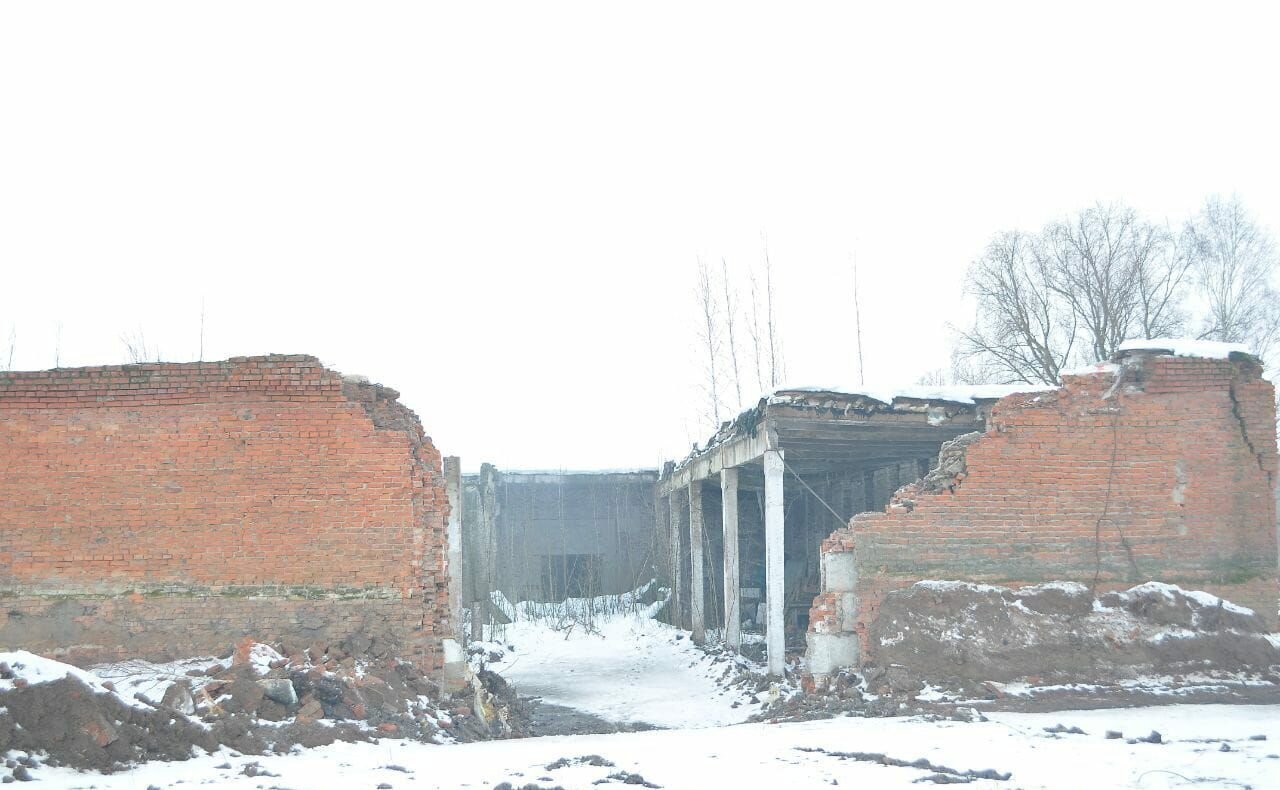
[
  {"left": 957, "top": 230, "right": 1075, "bottom": 385},
  {"left": 720, "top": 258, "right": 743, "bottom": 409},
  {"left": 695, "top": 257, "right": 723, "bottom": 427},
  {"left": 1184, "top": 195, "right": 1280, "bottom": 363}
]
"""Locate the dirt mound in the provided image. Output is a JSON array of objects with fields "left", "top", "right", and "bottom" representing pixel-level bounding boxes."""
[
  {"left": 869, "top": 581, "right": 1280, "bottom": 686},
  {"left": 0, "top": 675, "right": 216, "bottom": 770},
  {"left": 0, "top": 638, "right": 527, "bottom": 776}
]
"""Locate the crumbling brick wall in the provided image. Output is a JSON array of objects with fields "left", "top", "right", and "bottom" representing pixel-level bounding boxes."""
[
  {"left": 0, "top": 355, "right": 450, "bottom": 673},
  {"left": 809, "top": 350, "right": 1278, "bottom": 675}
]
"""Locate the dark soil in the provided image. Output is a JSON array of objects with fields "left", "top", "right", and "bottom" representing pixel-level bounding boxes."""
[
  {"left": 525, "top": 699, "right": 657, "bottom": 737},
  {"left": 869, "top": 582, "right": 1279, "bottom": 686},
  {"left": 0, "top": 675, "right": 370, "bottom": 775},
  {"left": 0, "top": 642, "right": 530, "bottom": 776}
]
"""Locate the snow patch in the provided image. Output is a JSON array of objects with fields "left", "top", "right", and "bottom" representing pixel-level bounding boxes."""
[
  {"left": 0, "top": 650, "right": 156, "bottom": 709},
  {"left": 1020, "top": 581, "right": 1090, "bottom": 595},
  {"left": 769, "top": 382, "right": 1054, "bottom": 407},
  {"left": 1061, "top": 361, "right": 1121, "bottom": 377},
  {"left": 1120, "top": 581, "right": 1255, "bottom": 616},
  {"left": 1117, "top": 337, "right": 1253, "bottom": 359},
  {"left": 915, "top": 580, "right": 1007, "bottom": 594},
  {"left": 91, "top": 655, "right": 228, "bottom": 705}
]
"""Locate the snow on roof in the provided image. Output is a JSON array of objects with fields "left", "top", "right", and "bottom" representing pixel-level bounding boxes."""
[
  {"left": 1060, "top": 361, "right": 1121, "bottom": 377},
  {"left": 768, "top": 382, "right": 1055, "bottom": 406},
  {"left": 1116, "top": 338, "right": 1253, "bottom": 360}
]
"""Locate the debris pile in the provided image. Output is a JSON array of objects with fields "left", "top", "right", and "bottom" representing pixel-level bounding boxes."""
[
  {"left": 870, "top": 581, "right": 1280, "bottom": 686},
  {"left": 766, "top": 581, "right": 1280, "bottom": 725},
  {"left": 0, "top": 636, "right": 528, "bottom": 777}
]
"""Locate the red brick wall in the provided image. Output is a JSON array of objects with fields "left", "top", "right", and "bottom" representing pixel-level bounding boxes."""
[
  {"left": 0, "top": 355, "right": 450, "bottom": 672},
  {"left": 811, "top": 352, "right": 1279, "bottom": 662}
]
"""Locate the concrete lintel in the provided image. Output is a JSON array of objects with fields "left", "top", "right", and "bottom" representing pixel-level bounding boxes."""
[{"left": 657, "top": 428, "right": 770, "bottom": 496}]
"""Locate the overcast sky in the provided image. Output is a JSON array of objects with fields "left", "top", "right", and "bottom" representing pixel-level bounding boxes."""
[{"left": 2, "top": 2, "right": 1278, "bottom": 471}]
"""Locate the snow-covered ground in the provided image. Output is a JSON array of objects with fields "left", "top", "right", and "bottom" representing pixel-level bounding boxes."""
[
  {"left": 484, "top": 610, "right": 766, "bottom": 729},
  {"left": 8, "top": 595, "right": 1280, "bottom": 789},
  {"left": 23, "top": 703, "right": 1280, "bottom": 788}
]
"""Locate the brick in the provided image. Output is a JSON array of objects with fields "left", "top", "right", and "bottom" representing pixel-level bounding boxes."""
[
  {"left": 0, "top": 356, "right": 450, "bottom": 676},
  {"left": 808, "top": 354, "right": 1279, "bottom": 659}
]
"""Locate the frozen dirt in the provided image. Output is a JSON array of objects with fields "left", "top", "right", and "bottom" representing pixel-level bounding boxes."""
[{"left": 17, "top": 702, "right": 1280, "bottom": 789}]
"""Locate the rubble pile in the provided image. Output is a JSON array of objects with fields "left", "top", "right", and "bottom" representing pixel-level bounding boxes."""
[
  {"left": 762, "top": 581, "right": 1280, "bottom": 725},
  {"left": 0, "top": 636, "right": 527, "bottom": 777},
  {"left": 870, "top": 581, "right": 1280, "bottom": 685}
]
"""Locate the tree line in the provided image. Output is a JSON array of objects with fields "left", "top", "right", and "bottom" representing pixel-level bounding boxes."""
[
  {"left": 692, "top": 244, "right": 786, "bottom": 434},
  {"left": 955, "top": 195, "right": 1279, "bottom": 385}
]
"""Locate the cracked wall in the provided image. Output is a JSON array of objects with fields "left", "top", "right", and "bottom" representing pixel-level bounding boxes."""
[
  {"left": 808, "top": 350, "right": 1278, "bottom": 680},
  {"left": 0, "top": 355, "right": 451, "bottom": 673}
]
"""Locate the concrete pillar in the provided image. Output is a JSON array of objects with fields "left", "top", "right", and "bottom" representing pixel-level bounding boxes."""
[
  {"left": 763, "top": 449, "right": 786, "bottom": 676},
  {"left": 470, "top": 463, "right": 498, "bottom": 642},
  {"left": 439, "top": 457, "right": 468, "bottom": 690},
  {"left": 443, "top": 457, "right": 464, "bottom": 642},
  {"left": 655, "top": 491, "right": 669, "bottom": 608},
  {"left": 721, "top": 467, "right": 741, "bottom": 652},
  {"left": 668, "top": 489, "right": 684, "bottom": 629},
  {"left": 688, "top": 481, "right": 706, "bottom": 644}
]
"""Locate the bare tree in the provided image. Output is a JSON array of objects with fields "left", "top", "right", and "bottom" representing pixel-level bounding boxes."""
[
  {"left": 1184, "top": 195, "right": 1280, "bottom": 363},
  {"left": 1040, "top": 203, "right": 1185, "bottom": 362},
  {"left": 747, "top": 269, "right": 766, "bottom": 394},
  {"left": 695, "top": 257, "right": 724, "bottom": 426},
  {"left": 53, "top": 321, "right": 63, "bottom": 368},
  {"left": 1132, "top": 222, "right": 1192, "bottom": 340},
  {"left": 719, "top": 258, "right": 744, "bottom": 409},
  {"left": 693, "top": 244, "right": 787, "bottom": 431},
  {"left": 959, "top": 203, "right": 1195, "bottom": 384},
  {"left": 957, "top": 230, "right": 1075, "bottom": 385},
  {"left": 762, "top": 238, "right": 782, "bottom": 388}
]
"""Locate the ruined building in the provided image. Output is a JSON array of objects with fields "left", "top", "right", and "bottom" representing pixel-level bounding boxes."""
[
  {"left": 461, "top": 467, "right": 657, "bottom": 617},
  {"left": 658, "top": 343, "right": 1279, "bottom": 678},
  {"left": 0, "top": 356, "right": 458, "bottom": 677},
  {"left": 2, "top": 343, "right": 1275, "bottom": 690}
]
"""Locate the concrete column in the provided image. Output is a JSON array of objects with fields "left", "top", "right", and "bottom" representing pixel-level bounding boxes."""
[
  {"left": 721, "top": 467, "right": 741, "bottom": 652},
  {"left": 688, "top": 481, "right": 706, "bottom": 644},
  {"left": 439, "top": 457, "right": 468, "bottom": 690},
  {"left": 443, "top": 457, "right": 464, "bottom": 642},
  {"left": 470, "top": 463, "right": 498, "bottom": 642},
  {"left": 668, "top": 489, "right": 684, "bottom": 629},
  {"left": 763, "top": 449, "right": 786, "bottom": 676},
  {"left": 655, "top": 491, "right": 669, "bottom": 596}
]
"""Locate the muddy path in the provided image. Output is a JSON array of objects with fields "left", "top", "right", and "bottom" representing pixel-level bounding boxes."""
[{"left": 523, "top": 698, "right": 658, "bottom": 737}]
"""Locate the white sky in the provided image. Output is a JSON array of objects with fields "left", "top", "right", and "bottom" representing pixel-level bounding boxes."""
[{"left": 2, "top": 2, "right": 1278, "bottom": 471}]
